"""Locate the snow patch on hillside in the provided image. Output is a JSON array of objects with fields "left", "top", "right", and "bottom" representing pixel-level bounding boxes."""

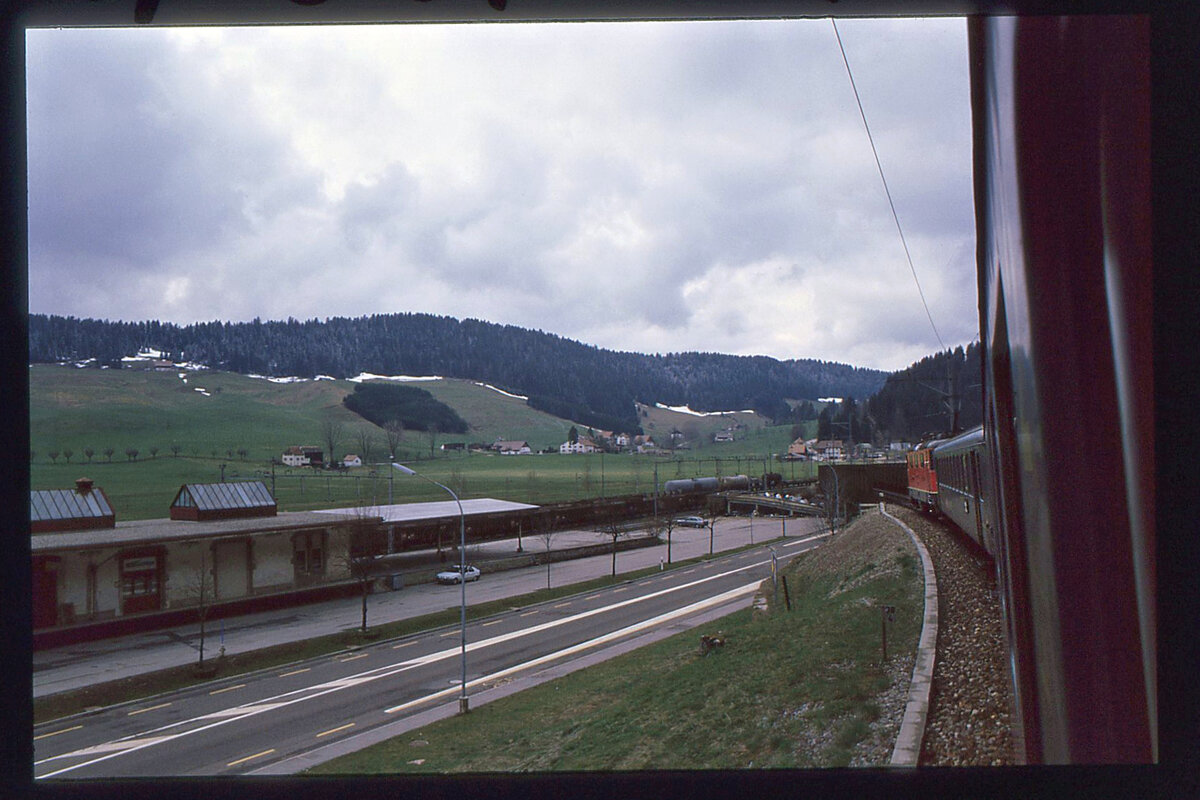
[
  {"left": 475, "top": 382, "right": 528, "bottom": 400},
  {"left": 654, "top": 403, "right": 755, "bottom": 417},
  {"left": 348, "top": 372, "right": 443, "bottom": 383}
]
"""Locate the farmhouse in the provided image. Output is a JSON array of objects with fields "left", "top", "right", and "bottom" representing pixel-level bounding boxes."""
[
  {"left": 281, "top": 446, "right": 324, "bottom": 467},
  {"left": 342, "top": 454, "right": 363, "bottom": 468},
  {"left": 786, "top": 437, "right": 811, "bottom": 459},
  {"left": 31, "top": 479, "right": 539, "bottom": 639},
  {"left": 814, "top": 439, "right": 846, "bottom": 460},
  {"left": 559, "top": 437, "right": 598, "bottom": 454},
  {"left": 493, "top": 440, "right": 532, "bottom": 456}
]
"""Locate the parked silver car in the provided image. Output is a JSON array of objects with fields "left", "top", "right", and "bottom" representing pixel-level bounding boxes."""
[
  {"left": 436, "top": 565, "right": 481, "bottom": 584},
  {"left": 673, "top": 515, "right": 707, "bottom": 528}
]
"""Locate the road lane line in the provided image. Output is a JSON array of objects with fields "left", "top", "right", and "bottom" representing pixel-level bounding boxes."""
[
  {"left": 482, "top": 619, "right": 503, "bottom": 626},
  {"left": 338, "top": 653, "right": 369, "bottom": 663},
  {"left": 553, "top": 602, "right": 571, "bottom": 608},
  {"left": 209, "top": 684, "right": 246, "bottom": 696},
  {"left": 392, "top": 641, "right": 417, "bottom": 649},
  {"left": 36, "top": 549, "right": 802, "bottom": 778},
  {"left": 316, "top": 723, "right": 356, "bottom": 738},
  {"left": 278, "top": 668, "right": 310, "bottom": 677},
  {"left": 227, "top": 749, "right": 275, "bottom": 767},
  {"left": 519, "top": 611, "right": 538, "bottom": 617},
  {"left": 34, "top": 725, "right": 82, "bottom": 740},
  {"left": 127, "top": 703, "right": 171, "bottom": 716},
  {"left": 384, "top": 581, "right": 762, "bottom": 716}
]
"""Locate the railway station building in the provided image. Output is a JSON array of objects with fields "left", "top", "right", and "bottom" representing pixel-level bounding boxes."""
[{"left": 30, "top": 478, "right": 537, "bottom": 645}]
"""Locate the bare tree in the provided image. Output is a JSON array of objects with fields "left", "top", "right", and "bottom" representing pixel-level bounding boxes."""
[
  {"left": 355, "top": 428, "right": 376, "bottom": 465},
  {"left": 171, "top": 444, "right": 181, "bottom": 458},
  {"left": 150, "top": 446, "right": 159, "bottom": 459},
  {"left": 84, "top": 447, "right": 94, "bottom": 462},
  {"left": 656, "top": 515, "right": 678, "bottom": 565},
  {"left": 383, "top": 420, "right": 405, "bottom": 460},
  {"left": 427, "top": 422, "right": 439, "bottom": 458},
  {"left": 48, "top": 450, "right": 59, "bottom": 464},
  {"left": 186, "top": 547, "right": 217, "bottom": 671},
  {"left": 63, "top": 448, "right": 73, "bottom": 463},
  {"left": 535, "top": 519, "right": 557, "bottom": 589},
  {"left": 320, "top": 417, "right": 345, "bottom": 468},
  {"left": 601, "top": 518, "right": 630, "bottom": 577},
  {"left": 339, "top": 511, "right": 385, "bottom": 634},
  {"left": 103, "top": 446, "right": 114, "bottom": 462}
]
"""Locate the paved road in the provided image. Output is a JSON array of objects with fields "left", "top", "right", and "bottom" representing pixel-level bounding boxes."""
[
  {"left": 34, "top": 530, "right": 830, "bottom": 778},
  {"left": 34, "top": 515, "right": 826, "bottom": 699}
]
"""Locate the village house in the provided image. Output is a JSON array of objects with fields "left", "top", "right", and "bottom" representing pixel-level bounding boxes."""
[
  {"left": 281, "top": 446, "right": 324, "bottom": 468},
  {"left": 342, "top": 454, "right": 363, "bottom": 468},
  {"left": 814, "top": 439, "right": 846, "bottom": 460},
  {"left": 559, "top": 437, "right": 598, "bottom": 454},
  {"left": 494, "top": 440, "right": 532, "bottom": 456},
  {"left": 786, "top": 437, "right": 810, "bottom": 459},
  {"left": 634, "top": 435, "right": 659, "bottom": 454}
]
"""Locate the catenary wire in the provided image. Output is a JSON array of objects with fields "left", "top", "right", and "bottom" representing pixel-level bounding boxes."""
[{"left": 831, "top": 18, "right": 945, "bottom": 351}]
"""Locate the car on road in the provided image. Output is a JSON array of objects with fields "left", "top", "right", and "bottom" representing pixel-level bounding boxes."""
[
  {"left": 673, "top": 515, "right": 707, "bottom": 528},
  {"left": 436, "top": 565, "right": 481, "bottom": 584}
]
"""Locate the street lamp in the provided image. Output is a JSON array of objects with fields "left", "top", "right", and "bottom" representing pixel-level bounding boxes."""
[{"left": 392, "top": 462, "right": 470, "bottom": 714}]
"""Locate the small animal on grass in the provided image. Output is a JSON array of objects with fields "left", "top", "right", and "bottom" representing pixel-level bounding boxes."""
[{"left": 699, "top": 634, "right": 726, "bottom": 655}]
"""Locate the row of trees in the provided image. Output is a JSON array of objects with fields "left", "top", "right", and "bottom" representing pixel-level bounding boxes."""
[{"left": 34, "top": 445, "right": 252, "bottom": 464}]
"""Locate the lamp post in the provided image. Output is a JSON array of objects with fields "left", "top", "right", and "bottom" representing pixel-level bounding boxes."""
[{"left": 392, "top": 462, "right": 469, "bottom": 714}]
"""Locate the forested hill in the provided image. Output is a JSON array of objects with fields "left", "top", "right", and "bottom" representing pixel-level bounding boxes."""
[{"left": 28, "top": 312, "right": 887, "bottom": 431}]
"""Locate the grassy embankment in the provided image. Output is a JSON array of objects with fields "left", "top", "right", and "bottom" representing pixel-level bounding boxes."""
[
  {"left": 30, "top": 365, "right": 816, "bottom": 520},
  {"left": 309, "top": 510, "right": 923, "bottom": 773}
]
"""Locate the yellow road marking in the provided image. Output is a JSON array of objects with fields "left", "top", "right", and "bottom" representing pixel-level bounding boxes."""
[
  {"left": 392, "top": 641, "right": 417, "bottom": 649},
  {"left": 440, "top": 630, "right": 460, "bottom": 638},
  {"left": 127, "top": 703, "right": 171, "bottom": 716},
  {"left": 227, "top": 748, "right": 275, "bottom": 767},
  {"left": 278, "top": 668, "right": 310, "bottom": 677},
  {"left": 316, "top": 722, "right": 356, "bottom": 738},
  {"left": 338, "top": 653, "right": 368, "bottom": 662},
  {"left": 34, "top": 725, "right": 82, "bottom": 740},
  {"left": 209, "top": 683, "right": 246, "bottom": 696},
  {"left": 482, "top": 619, "right": 503, "bottom": 626},
  {"left": 553, "top": 602, "right": 571, "bottom": 608},
  {"left": 612, "top": 587, "right": 628, "bottom": 593},
  {"left": 520, "top": 611, "right": 538, "bottom": 617}
]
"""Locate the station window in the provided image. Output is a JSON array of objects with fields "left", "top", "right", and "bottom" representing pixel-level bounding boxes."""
[{"left": 293, "top": 531, "right": 325, "bottom": 575}]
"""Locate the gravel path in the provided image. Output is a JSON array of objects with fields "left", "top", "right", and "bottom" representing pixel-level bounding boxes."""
[{"left": 884, "top": 504, "right": 1017, "bottom": 766}]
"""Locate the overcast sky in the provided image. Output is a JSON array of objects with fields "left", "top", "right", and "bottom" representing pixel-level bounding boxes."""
[{"left": 26, "top": 18, "right": 975, "bottom": 372}]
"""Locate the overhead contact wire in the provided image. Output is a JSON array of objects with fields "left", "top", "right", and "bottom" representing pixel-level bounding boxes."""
[{"left": 831, "top": 19, "right": 945, "bottom": 351}]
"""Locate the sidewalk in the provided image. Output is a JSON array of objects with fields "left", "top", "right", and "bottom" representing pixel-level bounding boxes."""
[{"left": 33, "top": 516, "right": 825, "bottom": 699}]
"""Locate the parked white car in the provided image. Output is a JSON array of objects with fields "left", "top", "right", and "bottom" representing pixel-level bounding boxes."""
[{"left": 436, "top": 565, "right": 481, "bottom": 584}]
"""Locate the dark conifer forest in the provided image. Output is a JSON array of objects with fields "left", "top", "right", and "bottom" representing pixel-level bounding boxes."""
[{"left": 29, "top": 312, "right": 889, "bottom": 432}]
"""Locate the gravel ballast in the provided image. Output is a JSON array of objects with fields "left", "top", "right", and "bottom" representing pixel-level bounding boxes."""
[{"left": 884, "top": 504, "right": 1017, "bottom": 766}]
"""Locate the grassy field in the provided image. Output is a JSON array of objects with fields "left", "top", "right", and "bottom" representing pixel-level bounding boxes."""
[
  {"left": 308, "top": 511, "right": 922, "bottom": 773},
  {"left": 29, "top": 365, "right": 817, "bottom": 519}
]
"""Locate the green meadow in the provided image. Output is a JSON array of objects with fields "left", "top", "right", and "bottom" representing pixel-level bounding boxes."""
[{"left": 29, "top": 365, "right": 816, "bottom": 520}]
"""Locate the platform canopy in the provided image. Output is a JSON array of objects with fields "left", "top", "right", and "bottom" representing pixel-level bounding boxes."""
[{"left": 315, "top": 498, "right": 537, "bottom": 524}]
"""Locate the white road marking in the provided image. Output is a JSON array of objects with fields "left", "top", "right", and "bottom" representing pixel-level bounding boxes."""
[
  {"left": 35, "top": 545, "right": 818, "bottom": 779},
  {"left": 383, "top": 581, "right": 762, "bottom": 715}
]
